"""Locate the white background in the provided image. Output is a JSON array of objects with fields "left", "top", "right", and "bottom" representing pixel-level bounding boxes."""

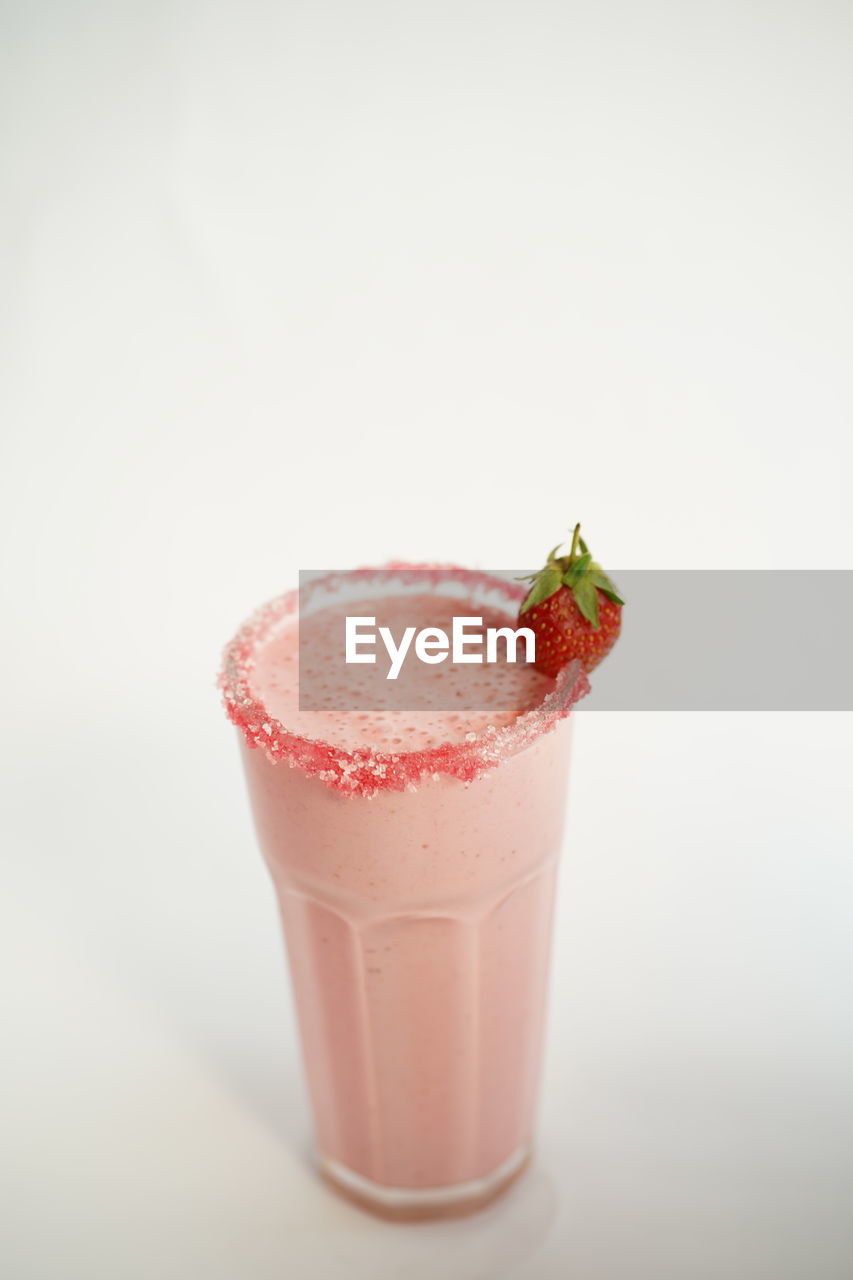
[{"left": 2, "top": 2, "right": 852, "bottom": 1277}]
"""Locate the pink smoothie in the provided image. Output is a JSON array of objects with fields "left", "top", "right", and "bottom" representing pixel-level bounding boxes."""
[{"left": 221, "top": 568, "right": 588, "bottom": 1213}]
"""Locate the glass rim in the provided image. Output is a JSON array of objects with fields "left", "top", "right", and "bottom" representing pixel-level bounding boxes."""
[{"left": 218, "top": 564, "right": 589, "bottom": 797}]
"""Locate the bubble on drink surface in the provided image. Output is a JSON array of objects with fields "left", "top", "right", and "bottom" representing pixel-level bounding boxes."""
[{"left": 219, "top": 565, "right": 589, "bottom": 797}]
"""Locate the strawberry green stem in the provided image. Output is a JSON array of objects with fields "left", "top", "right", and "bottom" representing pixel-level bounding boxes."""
[{"left": 568, "top": 522, "right": 582, "bottom": 565}]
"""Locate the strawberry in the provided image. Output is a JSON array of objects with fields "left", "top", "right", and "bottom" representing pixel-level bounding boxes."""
[{"left": 519, "top": 524, "right": 624, "bottom": 676}]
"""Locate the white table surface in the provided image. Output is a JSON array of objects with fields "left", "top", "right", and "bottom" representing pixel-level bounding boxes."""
[{"left": 3, "top": 710, "right": 852, "bottom": 1279}]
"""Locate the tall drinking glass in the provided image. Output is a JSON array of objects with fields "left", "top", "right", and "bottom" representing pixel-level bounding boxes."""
[{"left": 220, "top": 568, "right": 588, "bottom": 1219}]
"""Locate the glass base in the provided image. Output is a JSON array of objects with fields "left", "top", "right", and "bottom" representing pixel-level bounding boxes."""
[{"left": 318, "top": 1142, "right": 532, "bottom": 1221}]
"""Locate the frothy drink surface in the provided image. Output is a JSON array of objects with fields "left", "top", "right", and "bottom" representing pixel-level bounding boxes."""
[{"left": 250, "top": 592, "right": 555, "bottom": 752}]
